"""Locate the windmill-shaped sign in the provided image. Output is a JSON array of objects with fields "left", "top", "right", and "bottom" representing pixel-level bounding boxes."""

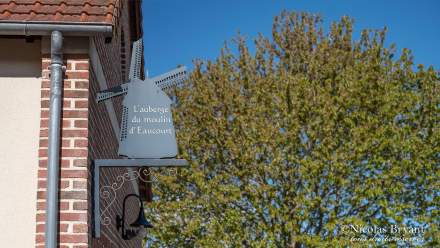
[
  {"left": 119, "top": 78, "right": 177, "bottom": 158},
  {"left": 93, "top": 39, "right": 189, "bottom": 238},
  {"left": 97, "top": 39, "right": 188, "bottom": 158}
]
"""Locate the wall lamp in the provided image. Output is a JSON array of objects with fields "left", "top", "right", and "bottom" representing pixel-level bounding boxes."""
[{"left": 116, "top": 194, "right": 153, "bottom": 240}]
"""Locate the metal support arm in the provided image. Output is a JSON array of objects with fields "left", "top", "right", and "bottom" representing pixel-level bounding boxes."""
[{"left": 92, "top": 158, "right": 188, "bottom": 238}]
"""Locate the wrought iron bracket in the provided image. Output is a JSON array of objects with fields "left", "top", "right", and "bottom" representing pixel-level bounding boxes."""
[{"left": 92, "top": 158, "right": 188, "bottom": 238}]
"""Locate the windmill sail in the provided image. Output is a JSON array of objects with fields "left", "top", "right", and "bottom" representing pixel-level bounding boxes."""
[
  {"left": 128, "top": 38, "right": 143, "bottom": 80},
  {"left": 96, "top": 66, "right": 188, "bottom": 103},
  {"left": 96, "top": 38, "right": 143, "bottom": 102}
]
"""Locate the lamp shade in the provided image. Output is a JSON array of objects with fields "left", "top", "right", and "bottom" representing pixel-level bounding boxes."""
[{"left": 130, "top": 204, "right": 153, "bottom": 229}]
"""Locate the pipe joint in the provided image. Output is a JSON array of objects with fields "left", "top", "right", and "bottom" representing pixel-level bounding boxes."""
[{"left": 50, "top": 31, "right": 63, "bottom": 65}]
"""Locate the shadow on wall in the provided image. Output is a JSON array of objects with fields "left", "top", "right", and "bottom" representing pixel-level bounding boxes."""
[{"left": 0, "top": 38, "right": 42, "bottom": 77}]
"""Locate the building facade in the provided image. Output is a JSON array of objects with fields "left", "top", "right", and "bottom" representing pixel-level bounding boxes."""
[{"left": 0, "top": 1, "right": 148, "bottom": 247}]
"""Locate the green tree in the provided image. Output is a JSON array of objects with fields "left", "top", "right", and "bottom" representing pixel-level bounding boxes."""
[{"left": 148, "top": 12, "right": 439, "bottom": 247}]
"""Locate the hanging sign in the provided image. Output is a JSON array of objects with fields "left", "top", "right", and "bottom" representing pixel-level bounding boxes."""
[{"left": 118, "top": 78, "right": 178, "bottom": 158}]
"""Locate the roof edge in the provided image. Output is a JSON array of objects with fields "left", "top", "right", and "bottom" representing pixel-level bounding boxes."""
[
  {"left": 0, "top": 21, "right": 112, "bottom": 36},
  {"left": 0, "top": 20, "right": 112, "bottom": 25}
]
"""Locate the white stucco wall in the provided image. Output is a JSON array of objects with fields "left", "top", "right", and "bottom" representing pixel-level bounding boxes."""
[{"left": 0, "top": 39, "right": 41, "bottom": 247}]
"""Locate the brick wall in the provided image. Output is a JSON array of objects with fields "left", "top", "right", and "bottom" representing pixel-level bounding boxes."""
[
  {"left": 36, "top": 48, "right": 143, "bottom": 248},
  {"left": 37, "top": 56, "right": 91, "bottom": 248},
  {"left": 36, "top": 1, "right": 143, "bottom": 247}
]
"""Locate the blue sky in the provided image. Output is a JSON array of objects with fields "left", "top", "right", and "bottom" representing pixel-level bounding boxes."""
[{"left": 142, "top": 0, "right": 439, "bottom": 76}]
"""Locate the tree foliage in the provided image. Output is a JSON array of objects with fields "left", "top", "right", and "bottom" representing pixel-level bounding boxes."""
[{"left": 148, "top": 12, "right": 439, "bottom": 247}]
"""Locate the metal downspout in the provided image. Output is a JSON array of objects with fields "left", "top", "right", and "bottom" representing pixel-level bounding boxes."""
[{"left": 45, "top": 30, "right": 63, "bottom": 248}]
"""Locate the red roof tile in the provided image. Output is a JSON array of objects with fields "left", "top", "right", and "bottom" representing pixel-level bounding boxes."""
[{"left": 0, "top": 0, "right": 120, "bottom": 24}]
